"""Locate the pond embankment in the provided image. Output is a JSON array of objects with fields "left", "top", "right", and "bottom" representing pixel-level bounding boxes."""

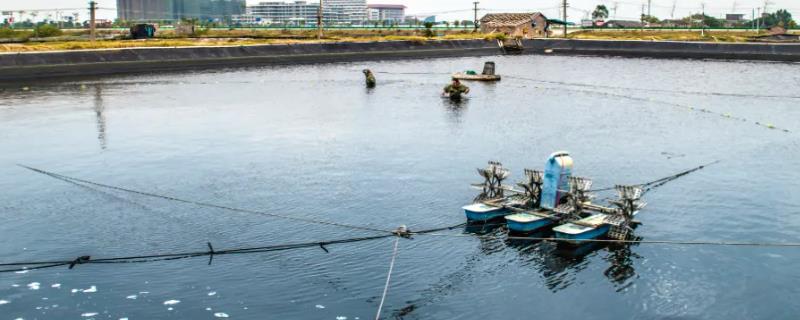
[
  {"left": 1, "top": 39, "right": 799, "bottom": 82},
  {"left": 523, "top": 38, "right": 800, "bottom": 62}
]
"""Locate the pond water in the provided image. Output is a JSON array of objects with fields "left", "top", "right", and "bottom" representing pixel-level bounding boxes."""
[{"left": 1, "top": 54, "right": 799, "bottom": 319}]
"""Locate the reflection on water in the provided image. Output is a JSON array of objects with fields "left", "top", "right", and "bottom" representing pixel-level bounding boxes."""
[
  {"left": 603, "top": 243, "right": 640, "bottom": 291},
  {"left": 93, "top": 85, "right": 107, "bottom": 150},
  {"left": 506, "top": 228, "right": 640, "bottom": 293}
]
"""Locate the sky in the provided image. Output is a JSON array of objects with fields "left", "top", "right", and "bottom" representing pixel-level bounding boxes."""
[{"left": 2, "top": 0, "right": 799, "bottom": 22}]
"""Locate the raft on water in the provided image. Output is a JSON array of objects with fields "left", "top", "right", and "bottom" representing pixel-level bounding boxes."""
[{"left": 452, "top": 61, "right": 501, "bottom": 82}]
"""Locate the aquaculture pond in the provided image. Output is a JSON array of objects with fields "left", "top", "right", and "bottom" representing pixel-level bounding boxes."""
[{"left": 1, "top": 54, "right": 799, "bottom": 319}]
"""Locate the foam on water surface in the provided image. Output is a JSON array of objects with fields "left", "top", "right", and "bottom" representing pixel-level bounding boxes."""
[{"left": 163, "top": 300, "right": 180, "bottom": 305}]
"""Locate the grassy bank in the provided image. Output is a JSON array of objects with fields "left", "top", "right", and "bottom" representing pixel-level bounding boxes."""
[
  {"left": 0, "top": 28, "right": 497, "bottom": 52},
  {"left": 567, "top": 29, "right": 798, "bottom": 42}
]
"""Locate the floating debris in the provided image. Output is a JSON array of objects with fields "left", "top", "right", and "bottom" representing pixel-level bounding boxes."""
[
  {"left": 81, "top": 312, "right": 99, "bottom": 317},
  {"left": 163, "top": 300, "right": 181, "bottom": 305},
  {"left": 83, "top": 286, "right": 97, "bottom": 293},
  {"left": 208, "top": 291, "right": 217, "bottom": 296},
  {"left": 214, "top": 312, "right": 230, "bottom": 318},
  {"left": 51, "top": 283, "right": 61, "bottom": 289},
  {"left": 125, "top": 295, "right": 137, "bottom": 300},
  {"left": 0, "top": 299, "right": 9, "bottom": 305},
  {"left": 27, "top": 282, "right": 40, "bottom": 290},
  {"left": 315, "top": 304, "right": 326, "bottom": 309},
  {"left": 15, "top": 270, "right": 29, "bottom": 274}
]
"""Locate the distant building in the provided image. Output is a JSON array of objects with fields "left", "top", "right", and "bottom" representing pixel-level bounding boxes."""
[
  {"left": 367, "top": 4, "right": 406, "bottom": 22},
  {"left": 726, "top": 14, "right": 745, "bottom": 21},
  {"left": 479, "top": 13, "right": 549, "bottom": 38},
  {"left": 247, "top": 1, "right": 345, "bottom": 25},
  {"left": 116, "top": 0, "right": 246, "bottom": 22},
  {"left": 724, "top": 13, "right": 746, "bottom": 27},
  {"left": 325, "top": 0, "right": 367, "bottom": 23},
  {"left": 231, "top": 14, "right": 261, "bottom": 25},
  {"left": 117, "top": 0, "right": 174, "bottom": 21}
]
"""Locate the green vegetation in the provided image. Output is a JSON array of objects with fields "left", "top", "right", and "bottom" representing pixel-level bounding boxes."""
[
  {"left": 591, "top": 3, "right": 796, "bottom": 29},
  {"left": 568, "top": 30, "right": 760, "bottom": 42},
  {"left": 592, "top": 5, "right": 609, "bottom": 20},
  {"left": 423, "top": 22, "right": 435, "bottom": 38},
  {"left": 762, "top": 9, "right": 796, "bottom": 28},
  {"left": 0, "top": 27, "right": 31, "bottom": 39},
  {"left": 32, "top": 24, "right": 63, "bottom": 38}
]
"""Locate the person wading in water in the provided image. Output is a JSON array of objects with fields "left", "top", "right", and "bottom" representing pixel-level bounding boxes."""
[
  {"left": 363, "top": 69, "right": 376, "bottom": 88},
  {"left": 443, "top": 79, "right": 470, "bottom": 101}
]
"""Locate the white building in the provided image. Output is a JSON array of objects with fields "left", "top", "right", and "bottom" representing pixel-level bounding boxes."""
[
  {"left": 325, "top": 0, "right": 367, "bottom": 23},
  {"left": 247, "top": 1, "right": 345, "bottom": 24},
  {"left": 367, "top": 4, "right": 405, "bottom": 22}
]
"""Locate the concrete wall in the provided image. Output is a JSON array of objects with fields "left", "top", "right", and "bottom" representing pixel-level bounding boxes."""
[
  {"left": 0, "top": 40, "right": 501, "bottom": 82},
  {"left": 523, "top": 38, "right": 800, "bottom": 62}
]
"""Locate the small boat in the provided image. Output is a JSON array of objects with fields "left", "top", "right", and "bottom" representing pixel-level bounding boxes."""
[
  {"left": 552, "top": 214, "right": 610, "bottom": 245},
  {"left": 452, "top": 61, "right": 501, "bottom": 82},
  {"left": 463, "top": 203, "right": 507, "bottom": 221},
  {"left": 505, "top": 211, "right": 554, "bottom": 233}
]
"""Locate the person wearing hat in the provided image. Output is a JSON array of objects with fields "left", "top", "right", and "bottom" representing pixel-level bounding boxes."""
[{"left": 443, "top": 78, "right": 470, "bottom": 100}]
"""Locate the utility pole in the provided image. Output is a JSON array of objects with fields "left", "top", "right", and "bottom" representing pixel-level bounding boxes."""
[
  {"left": 671, "top": 0, "right": 676, "bottom": 18},
  {"left": 563, "top": 0, "right": 568, "bottom": 36},
  {"left": 700, "top": 3, "right": 705, "bottom": 37},
  {"left": 317, "top": 0, "right": 323, "bottom": 39},
  {"left": 756, "top": 7, "right": 761, "bottom": 33},
  {"left": 641, "top": 4, "right": 645, "bottom": 31},
  {"left": 647, "top": 0, "right": 652, "bottom": 17},
  {"left": 473, "top": 1, "right": 479, "bottom": 32},
  {"left": 89, "top": 1, "right": 97, "bottom": 42}
]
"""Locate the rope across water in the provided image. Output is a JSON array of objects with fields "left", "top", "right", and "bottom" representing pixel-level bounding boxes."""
[{"left": 19, "top": 165, "right": 393, "bottom": 234}]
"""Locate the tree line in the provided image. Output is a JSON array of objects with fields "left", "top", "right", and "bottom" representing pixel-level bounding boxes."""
[{"left": 590, "top": 4, "right": 796, "bottom": 28}]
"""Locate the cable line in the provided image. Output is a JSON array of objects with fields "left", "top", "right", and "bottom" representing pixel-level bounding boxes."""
[
  {"left": 588, "top": 160, "right": 719, "bottom": 193},
  {"left": 0, "top": 223, "right": 462, "bottom": 273},
  {"left": 375, "top": 238, "right": 400, "bottom": 320},
  {"left": 19, "top": 165, "right": 393, "bottom": 234}
]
